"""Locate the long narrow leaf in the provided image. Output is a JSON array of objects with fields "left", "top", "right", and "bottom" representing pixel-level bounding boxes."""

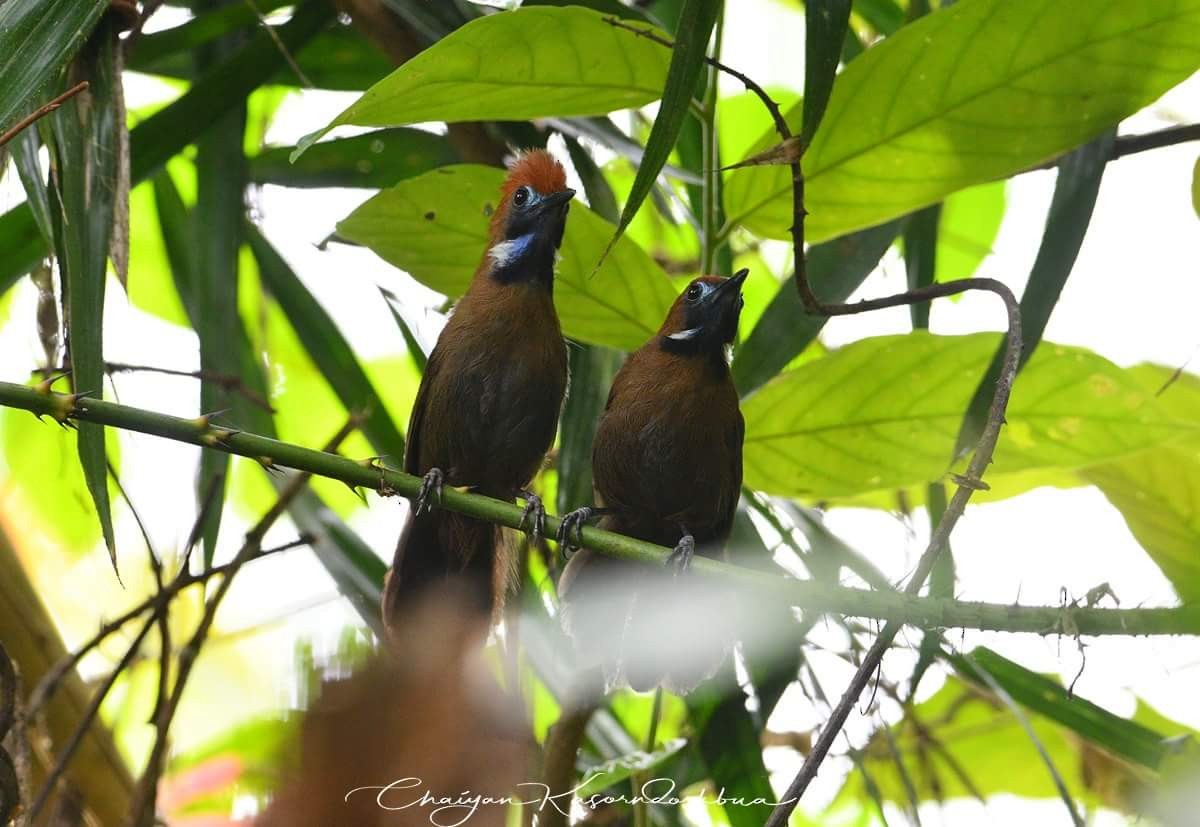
[
  {"left": 954, "top": 648, "right": 1175, "bottom": 771},
  {"left": 955, "top": 131, "right": 1114, "bottom": 454},
  {"left": 247, "top": 225, "right": 407, "bottom": 464},
  {"left": 902, "top": 204, "right": 940, "bottom": 328},
  {"left": 155, "top": 166, "right": 385, "bottom": 628},
  {"left": 131, "top": 0, "right": 333, "bottom": 180},
  {"left": 249, "top": 129, "right": 457, "bottom": 189},
  {"left": 11, "top": 125, "right": 53, "bottom": 246},
  {"left": 802, "top": 0, "right": 851, "bottom": 144},
  {"left": 0, "top": 0, "right": 333, "bottom": 298},
  {"left": 0, "top": 0, "right": 107, "bottom": 135},
  {"left": 294, "top": 6, "right": 671, "bottom": 158},
  {"left": 603, "top": 0, "right": 720, "bottom": 264},
  {"left": 191, "top": 28, "right": 250, "bottom": 566},
  {"left": 556, "top": 344, "right": 622, "bottom": 516},
  {"left": 50, "top": 20, "right": 123, "bottom": 572},
  {"left": 688, "top": 676, "right": 776, "bottom": 827}
]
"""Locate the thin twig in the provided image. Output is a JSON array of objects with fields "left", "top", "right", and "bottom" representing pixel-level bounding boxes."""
[
  {"left": 108, "top": 460, "right": 174, "bottom": 728},
  {"left": 602, "top": 17, "right": 790, "bottom": 141},
  {"left": 27, "top": 614, "right": 157, "bottom": 823},
  {"left": 25, "top": 536, "right": 310, "bottom": 720},
  {"left": 243, "top": 0, "right": 315, "bottom": 88},
  {"left": 0, "top": 82, "right": 89, "bottom": 148},
  {"left": 126, "top": 417, "right": 359, "bottom": 827},
  {"left": 1110, "top": 123, "right": 1199, "bottom": 159},
  {"left": 33, "top": 363, "right": 276, "bottom": 413}
]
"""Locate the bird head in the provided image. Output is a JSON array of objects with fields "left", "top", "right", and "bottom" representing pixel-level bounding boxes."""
[
  {"left": 486, "top": 150, "right": 575, "bottom": 287},
  {"left": 659, "top": 268, "right": 750, "bottom": 353}
]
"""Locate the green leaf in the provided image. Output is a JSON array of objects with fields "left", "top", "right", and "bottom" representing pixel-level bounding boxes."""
[
  {"left": 130, "top": 173, "right": 191, "bottom": 327},
  {"left": 731, "top": 219, "right": 901, "bottom": 396},
  {"left": 853, "top": 0, "right": 904, "bottom": 35},
  {"left": 725, "top": 0, "right": 1200, "bottom": 242},
  {"left": 10, "top": 124, "right": 53, "bottom": 247},
  {"left": 0, "top": 207, "right": 48, "bottom": 296},
  {"left": 956, "top": 648, "right": 1177, "bottom": 770},
  {"left": 557, "top": 344, "right": 622, "bottom": 515},
  {"left": 563, "top": 135, "right": 620, "bottom": 224},
  {"left": 574, "top": 738, "right": 688, "bottom": 798},
  {"left": 802, "top": 0, "right": 851, "bottom": 144},
  {"left": 835, "top": 671, "right": 1090, "bottom": 807},
  {"left": 0, "top": 406, "right": 118, "bottom": 554},
  {"left": 50, "top": 21, "right": 122, "bottom": 571},
  {"left": 688, "top": 677, "right": 776, "bottom": 827},
  {"left": 743, "top": 332, "right": 1184, "bottom": 501},
  {"left": 605, "top": 0, "right": 720, "bottom": 265},
  {"left": 0, "top": 0, "right": 107, "bottom": 136},
  {"left": 131, "top": 0, "right": 334, "bottom": 180},
  {"left": 132, "top": 14, "right": 389, "bottom": 91},
  {"left": 127, "top": 0, "right": 292, "bottom": 70},
  {"left": 0, "top": 0, "right": 334, "bottom": 300},
  {"left": 902, "top": 204, "right": 940, "bottom": 328},
  {"left": 956, "top": 132, "right": 1114, "bottom": 453},
  {"left": 192, "top": 44, "right": 249, "bottom": 567},
  {"left": 936, "top": 180, "right": 1005, "bottom": 283},
  {"left": 249, "top": 128, "right": 457, "bottom": 189},
  {"left": 1083, "top": 364, "right": 1200, "bottom": 602},
  {"left": 294, "top": 6, "right": 671, "bottom": 157},
  {"left": 336, "top": 165, "right": 678, "bottom": 351},
  {"left": 1192, "top": 154, "right": 1200, "bottom": 219},
  {"left": 247, "top": 225, "right": 407, "bottom": 464}
]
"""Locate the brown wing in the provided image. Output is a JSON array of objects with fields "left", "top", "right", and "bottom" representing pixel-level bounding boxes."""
[{"left": 403, "top": 343, "right": 443, "bottom": 476}]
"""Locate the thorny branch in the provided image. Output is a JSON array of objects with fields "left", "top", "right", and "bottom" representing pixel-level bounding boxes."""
[
  {"left": 603, "top": 15, "right": 1025, "bottom": 817},
  {"left": 6, "top": 381, "right": 1200, "bottom": 638},
  {"left": 35, "top": 362, "right": 276, "bottom": 413}
]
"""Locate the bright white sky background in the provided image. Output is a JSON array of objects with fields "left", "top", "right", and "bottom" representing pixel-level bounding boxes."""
[{"left": 0, "top": 1, "right": 1198, "bottom": 824}]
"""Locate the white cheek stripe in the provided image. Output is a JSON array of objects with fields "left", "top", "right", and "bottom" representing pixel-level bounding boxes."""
[
  {"left": 488, "top": 232, "right": 535, "bottom": 268},
  {"left": 668, "top": 327, "right": 702, "bottom": 341}
]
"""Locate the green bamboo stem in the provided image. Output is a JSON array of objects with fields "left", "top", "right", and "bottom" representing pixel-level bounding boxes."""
[{"left": 2, "top": 380, "right": 1198, "bottom": 637}]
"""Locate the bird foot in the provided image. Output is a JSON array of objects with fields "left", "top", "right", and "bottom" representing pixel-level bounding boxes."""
[
  {"left": 415, "top": 467, "right": 445, "bottom": 514},
  {"left": 518, "top": 491, "right": 546, "bottom": 543},
  {"left": 556, "top": 507, "right": 597, "bottom": 558},
  {"left": 666, "top": 534, "right": 696, "bottom": 574}
]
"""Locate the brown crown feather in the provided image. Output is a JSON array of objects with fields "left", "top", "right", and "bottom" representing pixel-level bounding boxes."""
[{"left": 488, "top": 149, "right": 569, "bottom": 239}]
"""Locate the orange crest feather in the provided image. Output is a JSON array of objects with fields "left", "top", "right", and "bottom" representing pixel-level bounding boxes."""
[{"left": 489, "top": 149, "right": 569, "bottom": 238}]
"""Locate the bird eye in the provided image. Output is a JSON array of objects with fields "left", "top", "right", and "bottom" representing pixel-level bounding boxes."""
[
  {"left": 513, "top": 186, "right": 531, "bottom": 207},
  {"left": 686, "top": 283, "right": 703, "bottom": 302}
]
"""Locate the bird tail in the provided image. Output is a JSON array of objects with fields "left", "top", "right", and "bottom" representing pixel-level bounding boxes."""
[
  {"left": 558, "top": 531, "right": 731, "bottom": 694},
  {"left": 382, "top": 508, "right": 509, "bottom": 633}
]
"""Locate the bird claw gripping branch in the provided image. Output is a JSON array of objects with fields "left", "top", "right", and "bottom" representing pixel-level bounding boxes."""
[
  {"left": 555, "top": 507, "right": 599, "bottom": 558},
  {"left": 414, "top": 467, "right": 445, "bottom": 515},
  {"left": 518, "top": 491, "right": 546, "bottom": 543}
]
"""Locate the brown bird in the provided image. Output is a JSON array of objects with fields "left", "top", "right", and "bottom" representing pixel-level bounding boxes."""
[
  {"left": 381, "top": 150, "right": 574, "bottom": 631},
  {"left": 556, "top": 269, "right": 748, "bottom": 692}
]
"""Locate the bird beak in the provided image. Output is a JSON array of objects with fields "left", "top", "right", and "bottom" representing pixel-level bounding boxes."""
[
  {"left": 534, "top": 188, "right": 576, "bottom": 217},
  {"left": 706, "top": 267, "right": 749, "bottom": 308}
]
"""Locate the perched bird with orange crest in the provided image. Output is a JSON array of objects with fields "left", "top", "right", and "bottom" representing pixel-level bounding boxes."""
[
  {"left": 556, "top": 268, "right": 749, "bottom": 692},
  {"left": 381, "top": 150, "right": 574, "bottom": 632}
]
